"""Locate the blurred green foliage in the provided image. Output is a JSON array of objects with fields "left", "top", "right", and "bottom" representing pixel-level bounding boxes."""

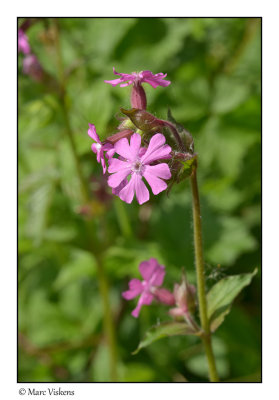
[{"left": 18, "top": 17, "right": 261, "bottom": 382}]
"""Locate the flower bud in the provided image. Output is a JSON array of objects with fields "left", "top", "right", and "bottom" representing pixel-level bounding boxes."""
[
  {"left": 131, "top": 82, "right": 147, "bottom": 109},
  {"left": 169, "top": 274, "right": 196, "bottom": 318},
  {"left": 104, "top": 129, "right": 134, "bottom": 145}
]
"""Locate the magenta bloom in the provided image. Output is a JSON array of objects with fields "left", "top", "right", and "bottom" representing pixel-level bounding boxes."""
[
  {"left": 104, "top": 68, "right": 171, "bottom": 88},
  {"left": 122, "top": 258, "right": 166, "bottom": 317},
  {"left": 107, "top": 133, "right": 172, "bottom": 204},
  {"left": 22, "top": 54, "right": 43, "bottom": 81},
  {"left": 88, "top": 124, "right": 114, "bottom": 173},
  {"left": 18, "top": 29, "right": 30, "bottom": 54}
]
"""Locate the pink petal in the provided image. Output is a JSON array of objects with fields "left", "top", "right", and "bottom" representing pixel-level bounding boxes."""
[
  {"left": 114, "top": 137, "right": 136, "bottom": 161},
  {"left": 108, "top": 158, "right": 130, "bottom": 173},
  {"left": 88, "top": 123, "right": 101, "bottom": 143},
  {"left": 140, "top": 292, "right": 154, "bottom": 305},
  {"left": 131, "top": 292, "right": 154, "bottom": 318},
  {"left": 134, "top": 174, "right": 150, "bottom": 205},
  {"left": 104, "top": 78, "right": 124, "bottom": 86},
  {"left": 144, "top": 164, "right": 171, "bottom": 180},
  {"left": 91, "top": 143, "right": 101, "bottom": 162},
  {"left": 112, "top": 178, "right": 128, "bottom": 196},
  {"left": 105, "top": 147, "right": 116, "bottom": 159},
  {"left": 118, "top": 174, "right": 136, "bottom": 204},
  {"left": 104, "top": 68, "right": 136, "bottom": 87},
  {"left": 143, "top": 164, "right": 171, "bottom": 195},
  {"left": 107, "top": 169, "right": 131, "bottom": 188},
  {"left": 122, "top": 278, "right": 143, "bottom": 300},
  {"left": 140, "top": 134, "right": 171, "bottom": 165},
  {"left": 150, "top": 265, "right": 165, "bottom": 286},
  {"left": 142, "top": 145, "right": 172, "bottom": 165},
  {"left": 140, "top": 71, "right": 171, "bottom": 88},
  {"left": 144, "top": 78, "right": 171, "bottom": 88},
  {"left": 139, "top": 258, "right": 158, "bottom": 281},
  {"left": 119, "top": 81, "right": 133, "bottom": 87},
  {"left": 129, "top": 133, "right": 142, "bottom": 157},
  {"left": 101, "top": 157, "right": 107, "bottom": 174}
]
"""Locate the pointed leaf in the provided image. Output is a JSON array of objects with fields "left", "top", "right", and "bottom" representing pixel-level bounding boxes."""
[
  {"left": 207, "top": 269, "right": 257, "bottom": 332},
  {"left": 133, "top": 322, "right": 197, "bottom": 355}
]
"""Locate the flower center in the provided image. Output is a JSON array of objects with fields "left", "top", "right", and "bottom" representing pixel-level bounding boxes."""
[
  {"left": 131, "top": 160, "right": 143, "bottom": 174},
  {"left": 95, "top": 143, "right": 102, "bottom": 151}
]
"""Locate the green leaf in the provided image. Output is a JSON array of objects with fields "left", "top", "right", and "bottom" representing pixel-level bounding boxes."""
[
  {"left": 53, "top": 249, "right": 96, "bottom": 290},
  {"left": 133, "top": 322, "right": 197, "bottom": 355},
  {"left": 211, "top": 76, "right": 250, "bottom": 114},
  {"left": 120, "top": 108, "right": 163, "bottom": 132},
  {"left": 207, "top": 269, "right": 257, "bottom": 332}
]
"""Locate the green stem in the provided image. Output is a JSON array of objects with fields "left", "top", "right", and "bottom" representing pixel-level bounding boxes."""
[
  {"left": 53, "top": 19, "right": 118, "bottom": 381},
  {"left": 114, "top": 197, "right": 132, "bottom": 239},
  {"left": 190, "top": 167, "right": 219, "bottom": 382}
]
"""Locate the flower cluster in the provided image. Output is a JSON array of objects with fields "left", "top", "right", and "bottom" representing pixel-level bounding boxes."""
[
  {"left": 18, "top": 28, "right": 43, "bottom": 81},
  {"left": 122, "top": 258, "right": 196, "bottom": 319},
  {"left": 88, "top": 68, "right": 173, "bottom": 205}
]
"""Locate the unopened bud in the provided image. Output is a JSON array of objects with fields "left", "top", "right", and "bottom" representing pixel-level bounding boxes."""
[
  {"left": 169, "top": 274, "right": 196, "bottom": 318},
  {"left": 131, "top": 82, "right": 147, "bottom": 109},
  {"left": 104, "top": 129, "right": 134, "bottom": 145}
]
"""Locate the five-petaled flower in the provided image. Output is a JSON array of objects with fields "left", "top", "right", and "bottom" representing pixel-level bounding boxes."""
[
  {"left": 88, "top": 124, "right": 115, "bottom": 173},
  {"left": 122, "top": 258, "right": 166, "bottom": 318},
  {"left": 18, "top": 29, "right": 30, "bottom": 54},
  {"left": 107, "top": 133, "right": 172, "bottom": 204},
  {"left": 104, "top": 68, "right": 171, "bottom": 88}
]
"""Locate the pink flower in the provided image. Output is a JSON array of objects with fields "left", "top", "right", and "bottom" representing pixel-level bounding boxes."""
[
  {"left": 122, "top": 258, "right": 166, "bottom": 317},
  {"left": 107, "top": 133, "right": 172, "bottom": 204},
  {"left": 18, "top": 29, "right": 30, "bottom": 54},
  {"left": 88, "top": 124, "right": 114, "bottom": 173},
  {"left": 104, "top": 68, "right": 171, "bottom": 88},
  {"left": 22, "top": 54, "right": 43, "bottom": 81}
]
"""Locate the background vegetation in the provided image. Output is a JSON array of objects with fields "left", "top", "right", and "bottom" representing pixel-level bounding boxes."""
[{"left": 18, "top": 17, "right": 261, "bottom": 382}]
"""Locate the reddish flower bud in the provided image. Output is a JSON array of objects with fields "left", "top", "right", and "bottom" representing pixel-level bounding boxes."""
[
  {"left": 131, "top": 82, "right": 147, "bottom": 110},
  {"left": 104, "top": 129, "right": 134, "bottom": 145}
]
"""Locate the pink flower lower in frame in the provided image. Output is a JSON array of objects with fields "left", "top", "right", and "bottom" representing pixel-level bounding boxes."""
[
  {"left": 122, "top": 258, "right": 166, "bottom": 318},
  {"left": 22, "top": 54, "right": 43, "bottom": 81},
  {"left": 107, "top": 133, "right": 172, "bottom": 205},
  {"left": 104, "top": 68, "right": 171, "bottom": 88},
  {"left": 88, "top": 123, "right": 114, "bottom": 174},
  {"left": 18, "top": 29, "right": 30, "bottom": 54}
]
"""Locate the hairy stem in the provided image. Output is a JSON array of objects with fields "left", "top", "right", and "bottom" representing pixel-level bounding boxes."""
[
  {"left": 190, "top": 168, "right": 219, "bottom": 382},
  {"left": 53, "top": 19, "right": 118, "bottom": 381}
]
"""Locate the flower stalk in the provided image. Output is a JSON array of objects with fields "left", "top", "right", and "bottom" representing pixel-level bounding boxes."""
[{"left": 190, "top": 167, "right": 219, "bottom": 382}]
